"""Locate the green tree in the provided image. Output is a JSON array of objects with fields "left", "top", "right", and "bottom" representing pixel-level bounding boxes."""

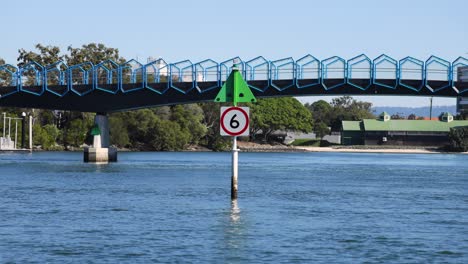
[
  {"left": 17, "top": 44, "right": 63, "bottom": 67},
  {"left": 314, "top": 121, "right": 330, "bottom": 139},
  {"left": 0, "top": 57, "right": 6, "bottom": 84},
  {"left": 0, "top": 57, "right": 14, "bottom": 87},
  {"left": 65, "top": 43, "right": 125, "bottom": 66},
  {"left": 448, "top": 126, "right": 468, "bottom": 152},
  {"left": 148, "top": 117, "right": 190, "bottom": 151},
  {"left": 248, "top": 97, "right": 313, "bottom": 141},
  {"left": 124, "top": 109, "right": 159, "bottom": 145},
  {"left": 328, "top": 96, "right": 375, "bottom": 131},
  {"left": 153, "top": 106, "right": 171, "bottom": 120},
  {"left": 62, "top": 118, "right": 92, "bottom": 148},
  {"left": 33, "top": 124, "right": 59, "bottom": 150},
  {"left": 37, "top": 110, "right": 56, "bottom": 126},
  {"left": 109, "top": 114, "right": 130, "bottom": 148},
  {"left": 305, "top": 100, "right": 332, "bottom": 126},
  {"left": 171, "top": 104, "right": 207, "bottom": 145}
]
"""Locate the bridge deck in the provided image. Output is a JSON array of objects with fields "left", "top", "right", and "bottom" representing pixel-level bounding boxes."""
[{"left": 0, "top": 79, "right": 465, "bottom": 112}]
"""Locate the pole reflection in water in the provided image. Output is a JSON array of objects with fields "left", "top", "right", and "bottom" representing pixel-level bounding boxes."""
[
  {"left": 221, "top": 199, "right": 248, "bottom": 262},
  {"left": 230, "top": 199, "right": 240, "bottom": 223}
]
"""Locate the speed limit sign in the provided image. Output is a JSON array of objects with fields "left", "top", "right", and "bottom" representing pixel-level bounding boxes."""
[{"left": 220, "top": 107, "right": 249, "bottom": 136}]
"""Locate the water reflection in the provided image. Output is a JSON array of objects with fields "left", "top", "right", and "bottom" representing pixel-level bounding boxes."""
[
  {"left": 230, "top": 199, "right": 241, "bottom": 223},
  {"left": 90, "top": 162, "right": 110, "bottom": 173},
  {"left": 221, "top": 199, "right": 248, "bottom": 261}
]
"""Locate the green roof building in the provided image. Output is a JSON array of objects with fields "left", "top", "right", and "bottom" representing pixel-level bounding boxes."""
[{"left": 341, "top": 112, "right": 468, "bottom": 146}]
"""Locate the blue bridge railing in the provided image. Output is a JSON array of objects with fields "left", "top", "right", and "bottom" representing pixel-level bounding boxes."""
[{"left": 0, "top": 54, "right": 467, "bottom": 98}]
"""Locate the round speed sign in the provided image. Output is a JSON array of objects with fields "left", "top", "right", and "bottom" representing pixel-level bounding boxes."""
[{"left": 220, "top": 107, "right": 250, "bottom": 136}]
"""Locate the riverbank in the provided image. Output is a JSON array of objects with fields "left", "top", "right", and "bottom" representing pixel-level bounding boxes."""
[
  {"left": 27, "top": 142, "right": 467, "bottom": 154},
  {"left": 238, "top": 141, "right": 305, "bottom": 152},
  {"left": 238, "top": 141, "right": 468, "bottom": 154}
]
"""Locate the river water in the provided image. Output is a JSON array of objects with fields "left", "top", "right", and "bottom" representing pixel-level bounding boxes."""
[{"left": 0, "top": 151, "right": 467, "bottom": 263}]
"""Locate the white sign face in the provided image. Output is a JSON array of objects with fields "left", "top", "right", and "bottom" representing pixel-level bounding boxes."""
[{"left": 220, "top": 107, "right": 250, "bottom": 137}]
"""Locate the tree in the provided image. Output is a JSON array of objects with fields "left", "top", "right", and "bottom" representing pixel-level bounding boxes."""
[
  {"left": 448, "top": 127, "right": 468, "bottom": 152},
  {"left": 408, "top": 113, "right": 417, "bottom": 120},
  {"left": 328, "top": 96, "right": 375, "bottom": 131},
  {"left": 123, "top": 109, "right": 159, "bottom": 145},
  {"left": 65, "top": 43, "right": 125, "bottom": 66},
  {"left": 305, "top": 100, "right": 332, "bottom": 125},
  {"left": 170, "top": 104, "right": 207, "bottom": 145},
  {"left": 17, "top": 44, "right": 63, "bottom": 67},
  {"left": 331, "top": 96, "right": 354, "bottom": 109},
  {"left": 37, "top": 110, "right": 56, "bottom": 126},
  {"left": 33, "top": 124, "right": 59, "bottom": 150},
  {"left": 314, "top": 121, "right": 330, "bottom": 139},
  {"left": 0, "top": 57, "right": 11, "bottom": 87},
  {"left": 148, "top": 118, "right": 190, "bottom": 151},
  {"left": 62, "top": 118, "right": 92, "bottom": 148},
  {"left": 153, "top": 106, "right": 171, "bottom": 120},
  {"left": 109, "top": 115, "right": 130, "bottom": 148},
  {"left": 391, "top": 113, "right": 405, "bottom": 120},
  {"left": 248, "top": 97, "right": 313, "bottom": 141}
]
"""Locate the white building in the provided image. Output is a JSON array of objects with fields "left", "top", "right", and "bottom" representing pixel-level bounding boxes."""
[
  {"left": 0, "top": 136, "right": 15, "bottom": 150},
  {"left": 147, "top": 57, "right": 202, "bottom": 82}
]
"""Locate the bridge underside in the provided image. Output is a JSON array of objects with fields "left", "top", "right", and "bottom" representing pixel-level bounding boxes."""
[{"left": 0, "top": 79, "right": 465, "bottom": 112}]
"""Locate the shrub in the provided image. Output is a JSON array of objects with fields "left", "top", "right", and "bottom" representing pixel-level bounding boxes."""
[{"left": 448, "top": 126, "right": 468, "bottom": 152}]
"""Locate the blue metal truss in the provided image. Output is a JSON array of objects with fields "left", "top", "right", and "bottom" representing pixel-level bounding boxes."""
[{"left": 1, "top": 54, "right": 467, "bottom": 98}]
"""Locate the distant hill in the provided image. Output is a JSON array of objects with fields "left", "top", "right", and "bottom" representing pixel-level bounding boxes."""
[{"left": 372, "top": 105, "right": 456, "bottom": 118}]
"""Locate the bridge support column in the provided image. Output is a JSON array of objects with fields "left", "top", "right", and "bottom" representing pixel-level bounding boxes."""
[{"left": 84, "top": 113, "right": 117, "bottom": 163}]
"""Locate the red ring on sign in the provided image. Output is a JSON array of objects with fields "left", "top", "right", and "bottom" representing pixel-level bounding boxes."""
[{"left": 220, "top": 107, "right": 249, "bottom": 136}]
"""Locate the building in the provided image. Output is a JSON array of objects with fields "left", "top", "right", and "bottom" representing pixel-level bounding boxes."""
[
  {"left": 146, "top": 57, "right": 203, "bottom": 82},
  {"left": 341, "top": 112, "right": 468, "bottom": 146}
]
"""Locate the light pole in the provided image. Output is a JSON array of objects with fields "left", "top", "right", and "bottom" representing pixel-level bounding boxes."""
[
  {"left": 2, "top": 112, "right": 5, "bottom": 138},
  {"left": 29, "top": 115, "right": 33, "bottom": 150},
  {"left": 8, "top": 117, "right": 11, "bottom": 138},
  {"left": 15, "top": 119, "right": 17, "bottom": 149},
  {"left": 429, "top": 97, "right": 433, "bottom": 119},
  {"left": 21, "top": 112, "right": 26, "bottom": 149}
]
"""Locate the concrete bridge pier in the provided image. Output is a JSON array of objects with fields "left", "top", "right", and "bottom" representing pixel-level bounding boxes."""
[{"left": 84, "top": 113, "right": 117, "bottom": 163}]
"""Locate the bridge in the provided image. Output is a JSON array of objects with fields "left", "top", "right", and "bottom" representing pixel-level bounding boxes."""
[{"left": 1, "top": 54, "right": 467, "bottom": 112}]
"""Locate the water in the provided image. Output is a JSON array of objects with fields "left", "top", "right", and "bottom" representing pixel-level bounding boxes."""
[{"left": 0, "top": 151, "right": 467, "bottom": 263}]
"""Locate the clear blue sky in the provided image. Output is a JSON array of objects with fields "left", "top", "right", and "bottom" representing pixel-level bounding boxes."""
[{"left": 2, "top": 0, "right": 467, "bottom": 107}]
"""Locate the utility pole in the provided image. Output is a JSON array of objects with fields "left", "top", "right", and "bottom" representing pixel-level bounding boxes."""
[
  {"left": 8, "top": 117, "right": 11, "bottom": 138},
  {"left": 2, "top": 112, "right": 5, "bottom": 138},
  {"left": 15, "top": 119, "right": 18, "bottom": 149},
  {"left": 21, "top": 112, "right": 26, "bottom": 149},
  {"left": 429, "top": 97, "right": 433, "bottom": 119},
  {"left": 29, "top": 115, "right": 33, "bottom": 150}
]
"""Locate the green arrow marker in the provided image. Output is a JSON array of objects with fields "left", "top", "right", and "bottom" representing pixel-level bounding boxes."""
[
  {"left": 214, "top": 65, "right": 256, "bottom": 106},
  {"left": 90, "top": 124, "right": 101, "bottom": 136}
]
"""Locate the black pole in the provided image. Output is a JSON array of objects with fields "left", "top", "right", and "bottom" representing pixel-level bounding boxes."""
[
  {"left": 21, "top": 115, "right": 25, "bottom": 149},
  {"left": 429, "top": 97, "right": 433, "bottom": 120}
]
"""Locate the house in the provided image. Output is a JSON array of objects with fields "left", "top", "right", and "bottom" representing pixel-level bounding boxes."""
[{"left": 341, "top": 112, "right": 468, "bottom": 146}]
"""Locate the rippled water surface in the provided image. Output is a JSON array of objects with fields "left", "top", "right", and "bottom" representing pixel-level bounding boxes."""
[{"left": 0, "top": 151, "right": 467, "bottom": 263}]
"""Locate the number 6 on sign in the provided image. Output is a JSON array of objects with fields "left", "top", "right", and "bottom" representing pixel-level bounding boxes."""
[{"left": 220, "top": 107, "right": 250, "bottom": 136}]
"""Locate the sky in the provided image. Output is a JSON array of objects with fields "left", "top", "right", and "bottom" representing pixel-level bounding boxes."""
[{"left": 1, "top": 0, "right": 467, "bottom": 107}]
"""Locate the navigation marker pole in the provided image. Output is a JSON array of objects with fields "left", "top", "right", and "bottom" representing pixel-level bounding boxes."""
[
  {"left": 215, "top": 63, "right": 256, "bottom": 200},
  {"left": 231, "top": 136, "right": 238, "bottom": 200}
]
